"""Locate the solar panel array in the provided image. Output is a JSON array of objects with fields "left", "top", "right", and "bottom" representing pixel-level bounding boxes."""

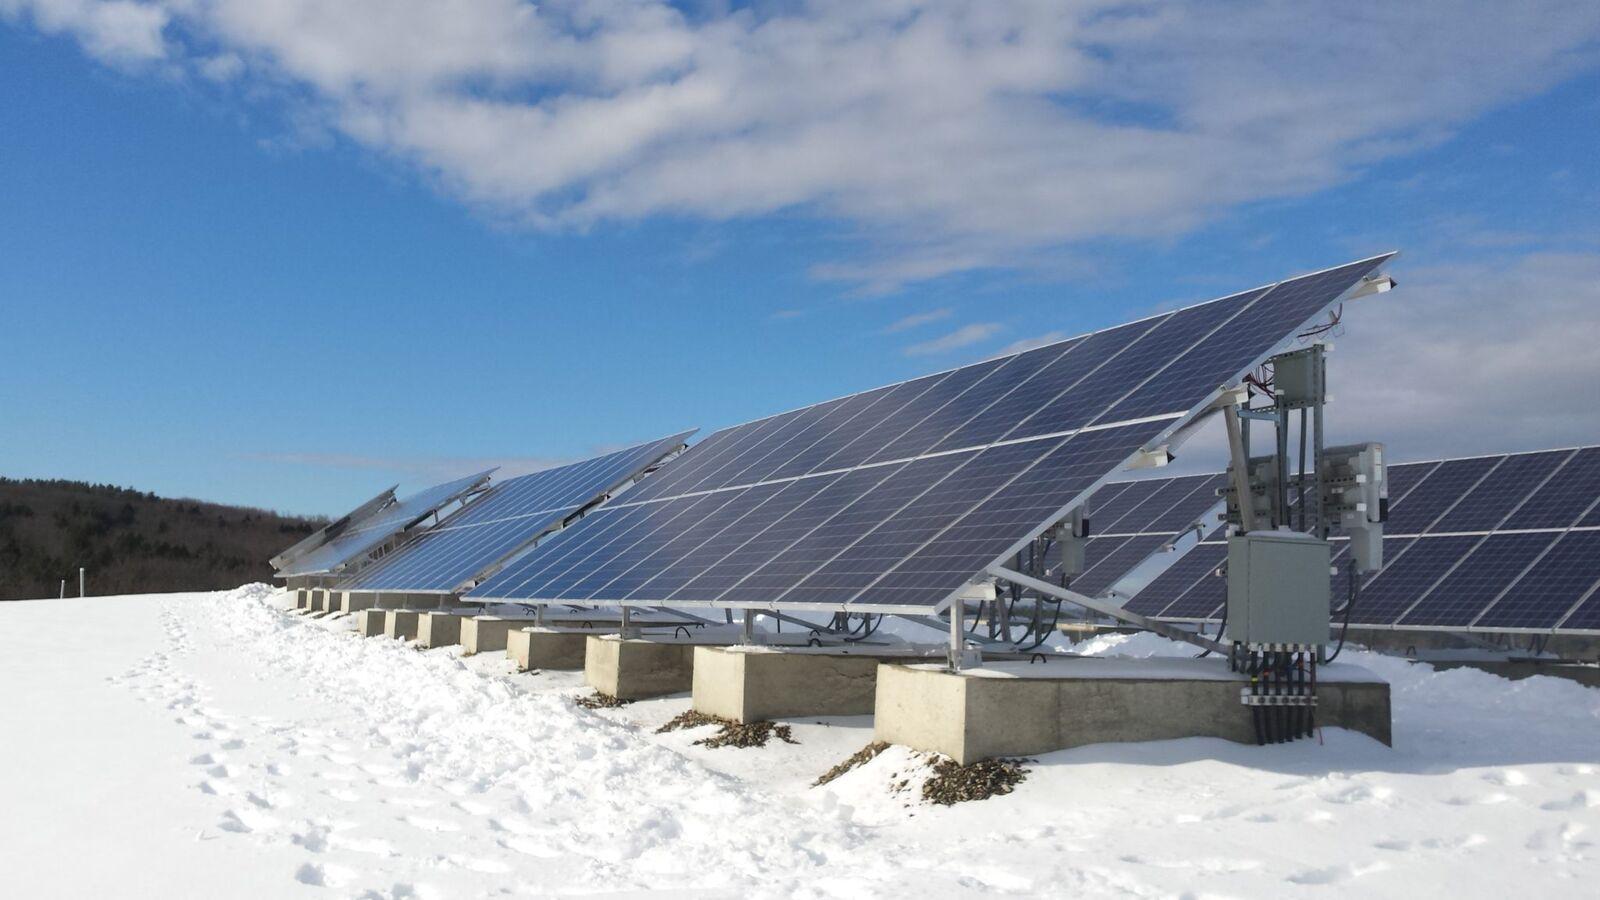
[
  {"left": 277, "top": 470, "right": 495, "bottom": 578},
  {"left": 1066, "top": 474, "right": 1227, "bottom": 597},
  {"left": 1122, "top": 447, "right": 1600, "bottom": 634},
  {"left": 339, "top": 432, "right": 694, "bottom": 594},
  {"left": 467, "top": 254, "right": 1391, "bottom": 613},
  {"left": 270, "top": 485, "right": 397, "bottom": 572}
]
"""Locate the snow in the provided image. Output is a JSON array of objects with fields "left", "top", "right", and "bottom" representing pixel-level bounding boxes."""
[{"left": 1, "top": 587, "right": 1596, "bottom": 898}]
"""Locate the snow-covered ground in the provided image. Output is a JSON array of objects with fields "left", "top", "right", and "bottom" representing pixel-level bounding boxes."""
[{"left": 1, "top": 587, "right": 1596, "bottom": 898}]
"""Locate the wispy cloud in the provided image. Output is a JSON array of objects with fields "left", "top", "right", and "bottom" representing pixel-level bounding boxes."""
[
  {"left": 240, "top": 451, "right": 573, "bottom": 485},
  {"left": 994, "top": 331, "right": 1069, "bottom": 357},
  {"left": 883, "top": 307, "right": 953, "bottom": 333},
  {"left": 7, "top": 1, "right": 1597, "bottom": 291},
  {"left": 904, "top": 322, "right": 1003, "bottom": 357}
]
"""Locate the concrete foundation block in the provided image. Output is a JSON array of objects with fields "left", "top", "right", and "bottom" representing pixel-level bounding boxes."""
[
  {"left": 873, "top": 658, "right": 1392, "bottom": 765},
  {"left": 507, "top": 628, "right": 593, "bottom": 671},
  {"left": 585, "top": 636, "right": 696, "bottom": 700},
  {"left": 356, "top": 609, "right": 388, "bottom": 637},
  {"left": 339, "top": 592, "right": 378, "bottom": 615},
  {"left": 385, "top": 610, "right": 421, "bottom": 640},
  {"left": 692, "top": 646, "right": 890, "bottom": 723},
  {"left": 417, "top": 612, "right": 466, "bottom": 648},
  {"left": 462, "top": 616, "right": 537, "bottom": 655}
]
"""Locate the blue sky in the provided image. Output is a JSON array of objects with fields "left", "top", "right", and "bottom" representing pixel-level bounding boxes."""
[{"left": 2, "top": 3, "right": 1598, "bottom": 516}]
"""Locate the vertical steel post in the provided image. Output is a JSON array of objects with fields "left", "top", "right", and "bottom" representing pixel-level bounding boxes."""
[
  {"left": 79, "top": 567, "right": 85, "bottom": 598},
  {"left": 1223, "top": 405, "right": 1257, "bottom": 533},
  {"left": 948, "top": 600, "right": 965, "bottom": 670}
]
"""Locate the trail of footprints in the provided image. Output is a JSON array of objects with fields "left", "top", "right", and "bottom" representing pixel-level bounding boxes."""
[
  {"left": 110, "top": 598, "right": 1597, "bottom": 893},
  {"left": 106, "top": 600, "right": 541, "bottom": 897}
]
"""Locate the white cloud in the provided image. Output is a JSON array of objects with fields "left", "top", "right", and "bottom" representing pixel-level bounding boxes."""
[
  {"left": 1327, "top": 250, "right": 1600, "bottom": 460},
  {"left": 904, "top": 321, "right": 1002, "bottom": 356},
  {"left": 1064, "top": 249, "right": 1600, "bottom": 474},
  {"left": 883, "top": 307, "right": 952, "bottom": 333},
  {"left": 995, "top": 330, "right": 1069, "bottom": 357},
  {"left": 6, "top": 1, "right": 1600, "bottom": 288},
  {"left": 2, "top": 0, "right": 168, "bottom": 63}
]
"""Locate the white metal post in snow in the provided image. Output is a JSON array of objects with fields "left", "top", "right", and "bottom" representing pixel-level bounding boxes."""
[
  {"left": 79, "top": 567, "right": 85, "bottom": 598},
  {"left": 59, "top": 580, "right": 65, "bottom": 599}
]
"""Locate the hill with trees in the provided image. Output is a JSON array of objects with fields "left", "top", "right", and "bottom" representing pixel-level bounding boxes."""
[{"left": 0, "top": 477, "right": 325, "bottom": 600}]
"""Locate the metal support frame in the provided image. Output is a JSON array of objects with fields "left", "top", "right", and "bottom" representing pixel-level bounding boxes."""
[
  {"left": 989, "top": 565, "right": 1227, "bottom": 655},
  {"left": 948, "top": 599, "right": 965, "bottom": 670},
  {"left": 1223, "top": 404, "right": 1258, "bottom": 533}
]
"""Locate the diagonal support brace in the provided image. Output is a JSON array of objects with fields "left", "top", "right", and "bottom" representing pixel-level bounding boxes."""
[{"left": 986, "top": 566, "right": 1227, "bottom": 655}]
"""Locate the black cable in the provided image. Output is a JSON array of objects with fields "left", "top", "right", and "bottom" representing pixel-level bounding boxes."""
[
  {"left": 1325, "top": 558, "right": 1360, "bottom": 663},
  {"left": 1196, "top": 606, "right": 1228, "bottom": 658},
  {"left": 1012, "top": 599, "right": 1063, "bottom": 652}
]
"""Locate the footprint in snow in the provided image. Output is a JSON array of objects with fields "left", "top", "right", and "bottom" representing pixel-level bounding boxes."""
[
  {"left": 294, "top": 862, "right": 357, "bottom": 888},
  {"left": 1287, "top": 861, "right": 1386, "bottom": 885},
  {"left": 403, "top": 816, "right": 461, "bottom": 833},
  {"left": 1539, "top": 790, "right": 1600, "bottom": 811}
]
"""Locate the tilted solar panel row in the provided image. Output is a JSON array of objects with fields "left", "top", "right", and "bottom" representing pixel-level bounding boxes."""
[
  {"left": 276, "top": 469, "right": 495, "bottom": 578},
  {"left": 1121, "top": 446, "right": 1600, "bottom": 633},
  {"left": 1066, "top": 474, "right": 1227, "bottom": 597},
  {"left": 467, "top": 254, "right": 1392, "bottom": 613},
  {"left": 338, "top": 432, "right": 694, "bottom": 594}
]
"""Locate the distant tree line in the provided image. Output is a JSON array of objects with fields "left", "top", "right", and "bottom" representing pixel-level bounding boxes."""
[{"left": 0, "top": 477, "right": 326, "bottom": 600}]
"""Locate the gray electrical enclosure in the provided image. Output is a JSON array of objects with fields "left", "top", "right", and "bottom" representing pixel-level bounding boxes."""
[{"left": 1225, "top": 531, "right": 1331, "bottom": 646}]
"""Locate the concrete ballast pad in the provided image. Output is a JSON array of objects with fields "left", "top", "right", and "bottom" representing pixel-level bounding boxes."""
[
  {"left": 873, "top": 659, "right": 1392, "bottom": 765},
  {"left": 508, "top": 628, "right": 591, "bottom": 671},
  {"left": 585, "top": 637, "right": 695, "bottom": 700},
  {"left": 385, "top": 610, "right": 421, "bottom": 640},
  {"left": 356, "top": 609, "right": 388, "bottom": 637},
  {"left": 338, "top": 592, "right": 378, "bottom": 615},
  {"left": 462, "top": 616, "right": 538, "bottom": 655},
  {"left": 692, "top": 646, "right": 890, "bottom": 723},
  {"left": 417, "top": 612, "right": 465, "bottom": 648}
]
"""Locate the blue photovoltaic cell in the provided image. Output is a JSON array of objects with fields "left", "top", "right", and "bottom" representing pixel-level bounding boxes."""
[
  {"left": 1101, "top": 475, "right": 1219, "bottom": 535},
  {"left": 1123, "top": 543, "right": 1225, "bottom": 617},
  {"left": 1144, "top": 474, "right": 1228, "bottom": 533},
  {"left": 1384, "top": 457, "right": 1501, "bottom": 535},
  {"left": 1473, "top": 531, "right": 1600, "bottom": 629},
  {"left": 1102, "top": 259, "right": 1390, "bottom": 424},
  {"left": 1348, "top": 535, "right": 1482, "bottom": 627},
  {"left": 1502, "top": 447, "right": 1600, "bottom": 530},
  {"left": 1428, "top": 451, "right": 1568, "bottom": 533},
  {"left": 1004, "top": 293, "right": 1262, "bottom": 441},
  {"left": 469, "top": 255, "right": 1390, "bottom": 612},
  {"left": 860, "top": 350, "right": 1069, "bottom": 466},
  {"left": 1398, "top": 532, "right": 1557, "bottom": 628},
  {"left": 924, "top": 319, "right": 1164, "bottom": 454},
  {"left": 1149, "top": 543, "right": 1229, "bottom": 620},
  {"left": 1558, "top": 585, "right": 1600, "bottom": 631},
  {"left": 278, "top": 470, "right": 493, "bottom": 577},
  {"left": 1381, "top": 461, "right": 1439, "bottom": 511},
  {"left": 1079, "top": 481, "right": 1150, "bottom": 532},
  {"left": 341, "top": 433, "right": 692, "bottom": 592},
  {"left": 1071, "top": 534, "right": 1171, "bottom": 596}
]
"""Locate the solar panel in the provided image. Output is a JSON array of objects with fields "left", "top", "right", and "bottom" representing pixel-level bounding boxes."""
[
  {"left": 1119, "top": 446, "right": 1600, "bottom": 635},
  {"left": 277, "top": 470, "right": 494, "bottom": 578},
  {"left": 1397, "top": 532, "right": 1557, "bottom": 628},
  {"left": 1473, "top": 531, "right": 1600, "bottom": 630},
  {"left": 1063, "top": 473, "right": 1227, "bottom": 598},
  {"left": 337, "top": 432, "right": 694, "bottom": 594},
  {"left": 1385, "top": 456, "right": 1501, "bottom": 534},
  {"left": 270, "top": 485, "right": 397, "bottom": 573},
  {"left": 1133, "top": 541, "right": 1229, "bottom": 620},
  {"left": 469, "top": 254, "right": 1393, "bottom": 613}
]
